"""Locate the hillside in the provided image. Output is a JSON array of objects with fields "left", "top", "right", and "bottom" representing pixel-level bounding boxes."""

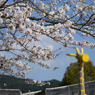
[{"left": 0, "top": 75, "right": 59, "bottom": 93}]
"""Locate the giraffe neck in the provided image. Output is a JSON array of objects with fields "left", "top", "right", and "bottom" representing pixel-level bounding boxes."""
[{"left": 78, "top": 62, "right": 86, "bottom": 95}]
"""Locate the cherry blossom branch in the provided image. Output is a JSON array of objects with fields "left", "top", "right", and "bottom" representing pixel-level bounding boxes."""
[
  {"left": 0, "top": 0, "right": 8, "bottom": 8},
  {"left": 70, "top": 26, "right": 95, "bottom": 38}
]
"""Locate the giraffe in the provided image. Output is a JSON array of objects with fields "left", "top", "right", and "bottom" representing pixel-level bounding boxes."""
[
  {"left": 67, "top": 48, "right": 89, "bottom": 95},
  {"left": 78, "top": 60, "right": 85, "bottom": 95}
]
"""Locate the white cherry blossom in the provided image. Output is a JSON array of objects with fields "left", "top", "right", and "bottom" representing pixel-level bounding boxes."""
[{"left": 0, "top": 0, "right": 94, "bottom": 84}]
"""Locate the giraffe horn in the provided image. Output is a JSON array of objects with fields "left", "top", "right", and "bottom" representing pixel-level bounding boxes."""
[
  {"left": 76, "top": 48, "right": 80, "bottom": 54},
  {"left": 81, "top": 48, "right": 84, "bottom": 54}
]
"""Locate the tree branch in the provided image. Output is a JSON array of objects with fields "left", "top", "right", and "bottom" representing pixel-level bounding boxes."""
[{"left": 0, "top": 0, "right": 8, "bottom": 8}]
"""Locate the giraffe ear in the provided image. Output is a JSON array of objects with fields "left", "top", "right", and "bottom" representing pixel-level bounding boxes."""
[
  {"left": 66, "top": 54, "right": 76, "bottom": 57},
  {"left": 82, "top": 54, "right": 89, "bottom": 62}
]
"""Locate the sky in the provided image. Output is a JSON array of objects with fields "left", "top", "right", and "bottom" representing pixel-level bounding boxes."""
[
  {"left": 26, "top": 37, "right": 95, "bottom": 81},
  {"left": 4, "top": 0, "right": 95, "bottom": 82}
]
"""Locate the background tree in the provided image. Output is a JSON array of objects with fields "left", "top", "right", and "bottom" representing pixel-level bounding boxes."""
[
  {"left": 0, "top": 0, "right": 94, "bottom": 83},
  {"left": 59, "top": 61, "right": 95, "bottom": 86}
]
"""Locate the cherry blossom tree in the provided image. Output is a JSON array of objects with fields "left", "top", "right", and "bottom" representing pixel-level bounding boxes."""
[{"left": 0, "top": 0, "right": 95, "bottom": 84}]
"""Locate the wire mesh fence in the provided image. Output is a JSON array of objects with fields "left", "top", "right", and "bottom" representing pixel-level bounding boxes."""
[
  {"left": 45, "top": 81, "right": 95, "bottom": 95},
  {"left": 0, "top": 89, "right": 22, "bottom": 95}
]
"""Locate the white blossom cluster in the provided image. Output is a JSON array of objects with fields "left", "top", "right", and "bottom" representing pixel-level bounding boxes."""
[
  {"left": 25, "top": 80, "right": 50, "bottom": 86},
  {"left": 0, "top": 0, "right": 94, "bottom": 79},
  {"left": 71, "top": 41, "right": 95, "bottom": 48},
  {"left": 29, "top": 44, "right": 55, "bottom": 63},
  {"left": 0, "top": 55, "right": 34, "bottom": 77},
  {"left": 37, "top": 62, "right": 50, "bottom": 69}
]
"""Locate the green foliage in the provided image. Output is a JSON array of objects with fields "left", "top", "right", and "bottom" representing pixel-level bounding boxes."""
[
  {"left": 59, "top": 61, "right": 95, "bottom": 86},
  {"left": 0, "top": 75, "right": 59, "bottom": 93}
]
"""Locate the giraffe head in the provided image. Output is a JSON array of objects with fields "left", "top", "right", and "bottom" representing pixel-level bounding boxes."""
[{"left": 66, "top": 48, "right": 89, "bottom": 62}]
